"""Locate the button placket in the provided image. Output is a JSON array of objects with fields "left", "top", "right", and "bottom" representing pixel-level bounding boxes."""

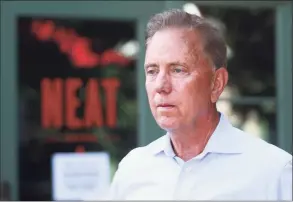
[
  {"left": 173, "top": 159, "right": 203, "bottom": 200},
  {"left": 173, "top": 162, "right": 195, "bottom": 200}
]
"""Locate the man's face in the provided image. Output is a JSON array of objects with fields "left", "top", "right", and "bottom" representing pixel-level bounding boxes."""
[{"left": 145, "top": 28, "right": 221, "bottom": 131}]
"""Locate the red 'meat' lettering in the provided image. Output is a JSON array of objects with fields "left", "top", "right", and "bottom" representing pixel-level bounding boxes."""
[
  {"left": 84, "top": 79, "right": 104, "bottom": 127},
  {"left": 65, "top": 78, "right": 83, "bottom": 129},
  {"left": 102, "top": 78, "right": 120, "bottom": 128},
  {"left": 41, "top": 78, "right": 63, "bottom": 128}
]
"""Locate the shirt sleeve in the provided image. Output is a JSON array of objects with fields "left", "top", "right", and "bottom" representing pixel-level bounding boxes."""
[{"left": 277, "top": 159, "right": 292, "bottom": 201}]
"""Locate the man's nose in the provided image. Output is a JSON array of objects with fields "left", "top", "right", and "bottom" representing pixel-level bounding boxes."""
[{"left": 155, "top": 71, "right": 172, "bottom": 94}]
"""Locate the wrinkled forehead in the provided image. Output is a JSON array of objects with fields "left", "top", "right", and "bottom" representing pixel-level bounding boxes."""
[{"left": 145, "top": 28, "right": 204, "bottom": 64}]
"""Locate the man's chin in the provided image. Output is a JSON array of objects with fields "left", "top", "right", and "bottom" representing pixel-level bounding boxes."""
[{"left": 156, "top": 118, "right": 179, "bottom": 131}]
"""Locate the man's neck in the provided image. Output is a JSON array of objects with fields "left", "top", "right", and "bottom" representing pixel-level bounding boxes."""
[{"left": 169, "top": 110, "right": 220, "bottom": 161}]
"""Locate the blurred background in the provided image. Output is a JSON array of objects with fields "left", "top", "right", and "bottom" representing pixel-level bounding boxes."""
[{"left": 1, "top": 0, "right": 292, "bottom": 200}]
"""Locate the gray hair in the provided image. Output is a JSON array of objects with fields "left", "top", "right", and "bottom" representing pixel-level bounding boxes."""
[{"left": 145, "top": 9, "right": 227, "bottom": 69}]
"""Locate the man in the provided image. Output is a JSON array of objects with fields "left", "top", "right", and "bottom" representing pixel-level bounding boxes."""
[{"left": 108, "top": 9, "right": 292, "bottom": 200}]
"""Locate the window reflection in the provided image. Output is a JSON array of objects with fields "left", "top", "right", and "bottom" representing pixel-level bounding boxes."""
[
  {"left": 18, "top": 17, "right": 137, "bottom": 200},
  {"left": 194, "top": 6, "right": 275, "bottom": 97},
  {"left": 183, "top": 5, "right": 277, "bottom": 144},
  {"left": 217, "top": 87, "right": 276, "bottom": 143}
]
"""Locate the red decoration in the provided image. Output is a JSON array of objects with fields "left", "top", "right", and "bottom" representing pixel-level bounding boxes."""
[{"left": 31, "top": 20, "right": 131, "bottom": 68}]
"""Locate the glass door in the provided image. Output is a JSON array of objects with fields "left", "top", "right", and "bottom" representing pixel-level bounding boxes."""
[{"left": 1, "top": 1, "right": 165, "bottom": 200}]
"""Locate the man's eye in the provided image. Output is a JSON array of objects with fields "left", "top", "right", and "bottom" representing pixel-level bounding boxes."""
[
  {"left": 174, "top": 68, "right": 182, "bottom": 73},
  {"left": 146, "top": 68, "right": 157, "bottom": 75},
  {"left": 172, "top": 66, "right": 185, "bottom": 74},
  {"left": 147, "top": 70, "right": 155, "bottom": 74}
]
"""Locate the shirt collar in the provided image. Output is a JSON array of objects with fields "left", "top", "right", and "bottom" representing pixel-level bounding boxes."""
[{"left": 150, "top": 113, "right": 244, "bottom": 157}]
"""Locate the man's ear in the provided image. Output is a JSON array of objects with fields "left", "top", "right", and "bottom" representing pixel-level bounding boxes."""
[{"left": 211, "top": 67, "right": 229, "bottom": 103}]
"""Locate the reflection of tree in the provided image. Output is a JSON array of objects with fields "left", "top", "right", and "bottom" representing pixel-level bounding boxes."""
[
  {"left": 201, "top": 7, "right": 275, "bottom": 142},
  {"left": 75, "top": 64, "right": 137, "bottom": 174},
  {"left": 201, "top": 7, "right": 275, "bottom": 97},
  {"left": 19, "top": 86, "right": 63, "bottom": 144},
  {"left": 217, "top": 86, "right": 270, "bottom": 140},
  {"left": 216, "top": 86, "right": 242, "bottom": 127}
]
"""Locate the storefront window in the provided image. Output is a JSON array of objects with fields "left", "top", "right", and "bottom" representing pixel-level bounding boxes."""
[{"left": 18, "top": 16, "right": 137, "bottom": 200}]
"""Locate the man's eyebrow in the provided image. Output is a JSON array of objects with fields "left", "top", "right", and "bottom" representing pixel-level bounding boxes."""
[
  {"left": 144, "top": 61, "right": 190, "bottom": 69},
  {"left": 168, "top": 61, "right": 189, "bottom": 67},
  {"left": 144, "top": 63, "right": 158, "bottom": 69}
]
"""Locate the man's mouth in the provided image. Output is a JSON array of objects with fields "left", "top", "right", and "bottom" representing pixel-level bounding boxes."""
[{"left": 157, "top": 104, "right": 175, "bottom": 108}]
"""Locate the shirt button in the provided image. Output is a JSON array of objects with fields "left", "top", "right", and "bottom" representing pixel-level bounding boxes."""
[{"left": 185, "top": 167, "right": 192, "bottom": 172}]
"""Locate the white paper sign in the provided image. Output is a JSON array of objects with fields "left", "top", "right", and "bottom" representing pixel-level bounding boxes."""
[{"left": 52, "top": 152, "right": 111, "bottom": 201}]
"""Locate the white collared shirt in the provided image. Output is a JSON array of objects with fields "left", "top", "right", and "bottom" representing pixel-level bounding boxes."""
[{"left": 108, "top": 114, "right": 292, "bottom": 200}]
